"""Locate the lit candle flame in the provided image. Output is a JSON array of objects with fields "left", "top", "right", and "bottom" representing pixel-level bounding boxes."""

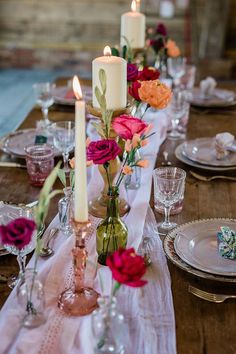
[
  {"left": 103, "top": 45, "right": 112, "bottom": 56},
  {"left": 73, "top": 76, "right": 83, "bottom": 100},
  {"left": 131, "top": 0, "right": 137, "bottom": 12}
]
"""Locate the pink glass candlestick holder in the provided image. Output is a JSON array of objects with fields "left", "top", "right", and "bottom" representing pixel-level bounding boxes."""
[{"left": 58, "top": 219, "right": 99, "bottom": 316}]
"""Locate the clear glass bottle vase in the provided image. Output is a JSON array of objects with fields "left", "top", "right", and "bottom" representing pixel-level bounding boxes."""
[
  {"left": 124, "top": 150, "right": 141, "bottom": 190},
  {"left": 92, "top": 296, "right": 126, "bottom": 354},
  {"left": 96, "top": 188, "right": 128, "bottom": 266},
  {"left": 17, "top": 269, "right": 46, "bottom": 328},
  {"left": 58, "top": 187, "right": 73, "bottom": 235}
]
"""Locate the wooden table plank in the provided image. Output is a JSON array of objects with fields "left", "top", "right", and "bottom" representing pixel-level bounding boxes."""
[{"left": 0, "top": 78, "right": 236, "bottom": 353}]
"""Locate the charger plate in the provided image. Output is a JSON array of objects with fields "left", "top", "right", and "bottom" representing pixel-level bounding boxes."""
[
  {"left": 182, "top": 138, "right": 236, "bottom": 167},
  {"left": 1, "top": 129, "right": 60, "bottom": 158},
  {"left": 53, "top": 85, "right": 92, "bottom": 106},
  {"left": 163, "top": 218, "right": 236, "bottom": 283},
  {"left": 175, "top": 143, "right": 236, "bottom": 172},
  {"left": 190, "top": 88, "right": 236, "bottom": 108}
]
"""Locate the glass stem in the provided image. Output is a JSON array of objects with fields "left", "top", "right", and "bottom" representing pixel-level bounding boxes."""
[
  {"left": 42, "top": 107, "right": 49, "bottom": 122},
  {"left": 17, "top": 253, "right": 26, "bottom": 276},
  {"left": 63, "top": 153, "right": 70, "bottom": 185},
  {"left": 164, "top": 205, "right": 171, "bottom": 226}
]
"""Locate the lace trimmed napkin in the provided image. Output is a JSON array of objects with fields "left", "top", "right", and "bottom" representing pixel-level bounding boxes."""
[
  {"left": 200, "top": 77, "right": 217, "bottom": 98},
  {"left": 215, "top": 132, "right": 235, "bottom": 159}
]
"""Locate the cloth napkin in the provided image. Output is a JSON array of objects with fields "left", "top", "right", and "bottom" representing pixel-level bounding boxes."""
[
  {"left": 215, "top": 132, "right": 235, "bottom": 159},
  {"left": 200, "top": 77, "right": 217, "bottom": 98}
]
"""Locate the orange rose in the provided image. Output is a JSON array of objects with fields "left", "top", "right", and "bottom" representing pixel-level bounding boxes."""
[
  {"left": 136, "top": 160, "right": 149, "bottom": 168},
  {"left": 138, "top": 80, "right": 172, "bottom": 110},
  {"left": 166, "top": 39, "right": 181, "bottom": 58},
  {"left": 122, "top": 166, "right": 133, "bottom": 175}
]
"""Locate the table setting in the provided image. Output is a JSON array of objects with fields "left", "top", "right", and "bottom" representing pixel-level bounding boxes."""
[{"left": 0, "top": 2, "right": 236, "bottom": 354}]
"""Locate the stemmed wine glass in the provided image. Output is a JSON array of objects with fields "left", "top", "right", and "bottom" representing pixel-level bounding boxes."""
[
  {"left": 0, "top": 208, "right": 37, "bottom": 288},
  {"left": 167, "top": 57, "right": 187, "bottom": 89},
  {"left": 33, "top": 82, "right": 55, "bottom": 130},
  {"left": 51, "top": 121, "right": 75, "bottom": 174},
  {"left": 167, "top": 90, "right": 190, "bottom": 139},
  {"left": 153, "top": 167, "right": 186, "bottom": 233}
]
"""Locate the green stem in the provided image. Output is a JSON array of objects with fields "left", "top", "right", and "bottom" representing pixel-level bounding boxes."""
[
  {"left": 112, "top": 282, "right": 121, "bottom": 297},
  {"left": 104, "top": 164, "right": 111, "bottom": 191}
]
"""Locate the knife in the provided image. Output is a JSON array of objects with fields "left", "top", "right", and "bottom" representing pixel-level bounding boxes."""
[{"left": 0, "top": 162, "right": 27, "bottom": 168}]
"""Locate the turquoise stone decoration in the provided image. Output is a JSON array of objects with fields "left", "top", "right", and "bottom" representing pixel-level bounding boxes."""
[{"left": 217, "top": 226, "right": 236, "bottom": 260}]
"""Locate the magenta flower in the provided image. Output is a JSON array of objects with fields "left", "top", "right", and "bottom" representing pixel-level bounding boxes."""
[
  {"left": 0, "top": 217, "right": 36, "bottom": 250},
  {"left": 127, "top": 63, "right": 139, "bottom": 82},
  {"left": 87, "top": 140, "right": 122, "bottom": 165},
  {"left": 128, "top": 80, "right": 142, "bottom": 101},
  {"left": 138, "top": 66, "right": 160, "bottom": 81},
  {"left": 112, "top": 115, "right": 147, "bottom": 140}
]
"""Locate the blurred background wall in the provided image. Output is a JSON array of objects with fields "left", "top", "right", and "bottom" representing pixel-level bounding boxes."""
[{"left": 0, "top": 0, "right": 235, "bottom": 78}]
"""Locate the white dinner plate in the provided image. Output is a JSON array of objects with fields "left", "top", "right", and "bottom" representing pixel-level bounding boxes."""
[
  {"left": 1, "top": 129, "right": 60, "bottom": 158},
  {"left": 190, "top": 88, "right": 236, "bottom": 108},
  {"left": 53, "top": 85, "right": 92, "bottom": 106},
  {"left": 174, "top": 219, "right": 236, "bottom": 276},
  {"left": 182, "top": 137, "right": 236, "bottom": 167},
  {"left": 175, "top": 143, "right": 236, "bottom": 172}
]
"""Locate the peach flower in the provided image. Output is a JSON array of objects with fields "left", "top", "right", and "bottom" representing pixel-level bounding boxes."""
[
  {"left": 125, "top": 139, "right": 132, "bottom": 152},
  {"left": 140, "top": 139, "right": 148, "bottom": 147},
  {"left": 122, "top": 165, "right": 133, "bottom": 175},
  {"left": 87, "top": 160, "right": 93, "bottom": 167},
  {"left": 138, "top": 80, "right": 172, "bottom": 110},
  {"left": 165, "top": 39, "right": 181, "bottom": 58},
  {"left": 132, "top": 133, "right": 141, "bottom": 148},
  {"left": 69, "top": 157, "right": 75, "bottom": 169},
  {"left": 144, "top": 123, "right": 154, "bottom": 135},
  {"left": 136, "top": 160, "right": 149, "bottom": 168}
]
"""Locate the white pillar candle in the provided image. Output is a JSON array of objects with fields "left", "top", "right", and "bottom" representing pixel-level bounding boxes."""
[
  {"left": 92, "top": 46, "right": 127, "bottom": 110},
  {"left": 120, "top": 0, "right": 146, "bottom": 49},
  {"left": 73, "top": 76, "right": 88, "bottom": 222}
]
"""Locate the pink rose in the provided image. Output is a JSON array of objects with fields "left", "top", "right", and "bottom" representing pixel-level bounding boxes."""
[
  {"left": 112, "top": 115, "right": 148, "bottom": 140},
  {"left": 87, "top": 139, "right": 121, "bottom": 165},
  {"left": 0, "top": 217, "right": 36, "bottom": 250}
]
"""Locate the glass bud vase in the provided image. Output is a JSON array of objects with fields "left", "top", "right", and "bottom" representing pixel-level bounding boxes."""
[
  {"left": 58, "top": 187, "right": 73, "bottom": 235},
  {"left": 124, "top": 150, "right": 141, "bottom": 190},
  {"left": 96, "top": 189, "right": 128, "bottom": 266},
  {"left": 17, "top": 269, "right": 46, "bottom": 328},
  {"left": 92, "top": 296, "right": 126, "bottom": 354}
]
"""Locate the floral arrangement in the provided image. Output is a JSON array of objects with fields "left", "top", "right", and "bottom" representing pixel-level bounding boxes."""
[
  {"left": 147, "top": 23, "right": 181, "bottom": 58},
  {"left": 87, "top": 114, "right": 153, "bottom": 194},
  {"left": 0, "top": 218, "right": 36, "bottom": 250}
]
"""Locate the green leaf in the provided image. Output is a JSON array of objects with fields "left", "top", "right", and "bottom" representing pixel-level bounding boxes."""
[
  {"left": 99, "top": 69, "right": 107, "bottom": 95},
  {"left": 35, "top": 238, "right": 43, "bottom": 256},
  {"left": 57, "top": 169, "right": 66, "bottom": 187},
  {"left": 122, "top": 45, "right": 127, "bottom": 59},
  {"left": 111, "top": 47, "right": 120, "bottom": 57},
  {"left": 92, "top": 122, "right": 106, "bottom": 138},
  {"left": 70, "top": 170, "right": 75, "bottom": 190},
  {"left": 95, "top": 86, "right": 102, "bottom": 106}
]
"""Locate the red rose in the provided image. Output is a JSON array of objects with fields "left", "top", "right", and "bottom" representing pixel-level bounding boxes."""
[
  {"left": 127, "top": 63, "right": 139, "bottom": 82},
  {"left": 156, "top": 23, "right": 167, "bottom": 36},
  {"left": 112, "top": 115, "right": 147, "bottom": 140},
  {"left": 138, "top": 66, "right": 160, "bottom": 81},
  {"left": 128, "top": 80, "right": 141, "bottom": 101},
  {"left": 0, "top": 217, "right": 36, "bottom": 250},
  {"left": 107, "top": 248, "right": 147, "bottom": 288},
  {"left": 87, "top": 139, "right": 121, "bottom": 165}
]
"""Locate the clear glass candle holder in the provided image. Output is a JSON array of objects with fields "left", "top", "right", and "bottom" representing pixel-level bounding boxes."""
[{"left": 25, "top": 144, "right": 54, "bottom": 187}]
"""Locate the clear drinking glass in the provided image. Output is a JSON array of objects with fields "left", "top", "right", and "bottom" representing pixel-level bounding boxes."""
[
  {"left": 167, "top": 57, "right": 187, "bottom": 88},
  {"left": 153, "top": 167, "right": 186, "bottom": 232},
  {"left": 51, "top": 121, "right": 75, "bottom": 174},
  {"left": 180, "top": 64, "right": 196, "bottom": 90},
  {"left": 25, "top": 144, "right": 54, "bottom": 187},
  {"left": 167, "top": 90, "right": 190, "bottom": 139},
  {"left": 33, "top": 82, "right": 54, "bottom": 130}
]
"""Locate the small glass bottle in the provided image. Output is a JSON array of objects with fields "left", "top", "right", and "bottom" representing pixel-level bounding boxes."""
[
  {"left": 96, "top": 188, "right": 128, "bottom": 266},
  {"left": 124, "top": 150, "right": 141, "bottom": 190},
  {"left": 58, "top": 187, "right": 73, "bottom": 235},
  {"left": 17, "top": 269, "right": 46, "bottom": 328},
  {"left": 92, "top": 296, "right": 126, "bottom": 354}
]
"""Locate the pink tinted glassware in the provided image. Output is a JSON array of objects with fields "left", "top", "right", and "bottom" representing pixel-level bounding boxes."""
[
  {"left": 25, "top": 144, "right": 54, "bottom": 187},
  {"left": 154, "top": 199, "right": 183, "bottom": 215}
]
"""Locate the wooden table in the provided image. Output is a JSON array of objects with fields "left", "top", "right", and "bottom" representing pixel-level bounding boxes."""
[{"left": 0, "top": 78, "right": 236, "bottom": 354}]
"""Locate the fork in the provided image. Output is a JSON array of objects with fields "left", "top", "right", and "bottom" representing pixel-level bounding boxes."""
[
  {"left": 190, "top": 170, "right": 236, "bottom": 182},
  {"left": 188, "top": 285, "right": 236, "bottom": 303}
]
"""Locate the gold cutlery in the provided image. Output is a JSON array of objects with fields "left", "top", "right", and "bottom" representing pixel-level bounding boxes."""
[
  {"left": 188, "top": 285, "right": 236, "bottom": 303},
  {"left": 190, "top": 170, "right": 236, "bottom": 182}
]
